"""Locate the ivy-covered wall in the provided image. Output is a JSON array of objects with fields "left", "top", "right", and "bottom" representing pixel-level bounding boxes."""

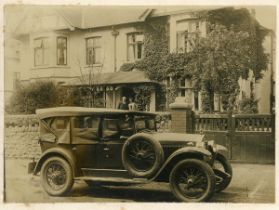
[{"left": 119, "top": 8, "right": 269, "bottom": 113}]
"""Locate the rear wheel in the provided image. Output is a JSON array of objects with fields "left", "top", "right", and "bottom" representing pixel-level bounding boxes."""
[
  {"left": 169, "top": 159, "right": 215, "bottom": 202},
  {"left": 41, "top": 157, "right": 74, "bottom": 196}
]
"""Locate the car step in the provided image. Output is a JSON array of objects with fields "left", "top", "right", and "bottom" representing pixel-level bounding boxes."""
[{"left": 75, "top": 176, "right": 149, "bottom": 184}]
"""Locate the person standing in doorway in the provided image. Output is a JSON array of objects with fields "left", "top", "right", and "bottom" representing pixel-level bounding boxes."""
[
  {"left": 128, "top": 97, "right": 137, "bottom": 111},
  {"left": 118, "top": 96, "right": 129, "bottom": 110}
]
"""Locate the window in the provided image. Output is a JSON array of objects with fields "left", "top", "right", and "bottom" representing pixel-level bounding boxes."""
[
  {"left": 51, "top": 117, "right": 68, "bottom": 130},
  {"left": 102, "top": 118, "right": 120, "bottom": 139},
  {"left": 194, "top": 91, "right": 199, "bottom": 110},
  {"left": 180, "top": 89, "right": 186, "bottom": 97},
  {"left": 57, "top": 37, "right": 67, "bottom": 65},
  {"left": 34, "top": 37, "right": 49, "bottom": 66},
  {"left": 180, "top": 78, "right": 186, "bottom": 87},
  {"left": 177, "top": 31, "right": 197, "bottom": 53},
  {"left": 127, "top": 33, "right": 144, "bottom": 61},
  {"left": 134, "top": 116, "right": 156, "bottom": 131},
  {"left": 74, "top": 116, "right": 100, "bottom": 129},
  {"left": 73, "top": 116, "right": 100, "bottom": 140},
  {"left": 176, "top": 21, "right": 199, "bottom": 53},
  {"left": 86, "top": 37, "right": 101, "bottom": 65}
]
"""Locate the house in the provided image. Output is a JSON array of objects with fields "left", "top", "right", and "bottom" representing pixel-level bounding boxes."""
[{"left": 4, "top": 5, "right": 275, "bottom": 113}]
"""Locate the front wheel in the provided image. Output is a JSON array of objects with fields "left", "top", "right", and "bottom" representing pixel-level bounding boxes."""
[
  {"left": 169, "top": 159, "right": 216, "bottom": 202},
  {"left": 41, "top": 156, "right": 74, "bottom": 196}
]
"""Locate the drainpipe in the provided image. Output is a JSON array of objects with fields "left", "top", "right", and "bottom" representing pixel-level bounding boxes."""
[
  {"left": 270, "top": 32, "right": 274, "bottom": 114},
  {"left": 111, "top": 27, "right": 119, "bottom": 72}
]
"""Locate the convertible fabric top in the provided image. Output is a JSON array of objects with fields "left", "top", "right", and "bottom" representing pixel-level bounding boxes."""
[{"left": 36, "top": 107, "right": 156, "bottom": 119}]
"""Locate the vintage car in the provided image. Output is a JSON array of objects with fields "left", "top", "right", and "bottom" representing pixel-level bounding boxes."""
[{"left": 28, "top": 107, "right": 232, "bottom": 202}]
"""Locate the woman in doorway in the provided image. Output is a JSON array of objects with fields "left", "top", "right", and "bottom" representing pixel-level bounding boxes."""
[
  {"left": 128, "top": 97, "right": 137, "bottom": 111},
  {"left": 118, "top": 96, "right": 129, "bottom": 110}
]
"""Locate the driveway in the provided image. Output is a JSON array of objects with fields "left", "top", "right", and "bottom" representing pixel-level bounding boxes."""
[{"left": 4, "top": 159, "right": 275, "bottom": 203}]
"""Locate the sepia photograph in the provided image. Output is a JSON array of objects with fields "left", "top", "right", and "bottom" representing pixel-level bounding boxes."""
[{"left": 1, "top": 1, "right": 277, "bottom": 206}]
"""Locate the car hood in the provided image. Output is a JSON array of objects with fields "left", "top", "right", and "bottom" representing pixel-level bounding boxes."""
[{"left": 150, "top": 132, "right": 205, "bottom": 144}]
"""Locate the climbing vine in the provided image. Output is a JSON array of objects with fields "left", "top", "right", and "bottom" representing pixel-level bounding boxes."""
[
  {"left": 133, "top": 85, "right": 154, "bottom": 111},
  {"left": 119, "top": 7, "right": 269, "bottom": 113}
]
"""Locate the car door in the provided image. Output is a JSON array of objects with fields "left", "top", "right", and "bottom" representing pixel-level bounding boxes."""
[
  {"left": 71, "top": 115, "right": 101, "bottom": 169},
  {"left": 96, "top": 116, "right": 128, "bottom": 169}
]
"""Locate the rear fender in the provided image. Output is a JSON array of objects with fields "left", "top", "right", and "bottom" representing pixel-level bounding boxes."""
[
  {"left": 152, "top": 147, "right": 212, "bottom": 181},
  {"left": 33, "top": 147, "right": 78, "bottom": 176}
]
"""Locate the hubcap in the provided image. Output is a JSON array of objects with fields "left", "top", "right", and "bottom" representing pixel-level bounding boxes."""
[
  {"left": 175, "top": 165, "right": 208, "bottom": 199},
  {"left": 46, "top": 162, "right": 67, "bottom": 190},
  {"left": 126, "top": 140, "right": 156, "bottom": 171}
]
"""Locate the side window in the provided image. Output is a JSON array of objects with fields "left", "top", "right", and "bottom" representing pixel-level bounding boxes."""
[
  {"left": 102, "top": 118, "right": 119, "bottom": 139},
  {"left": 73, "top": 116, "right": 100, "bottom": 140},
  {"left": 51, "top": 117, "right": 68, "bottom": 130}
]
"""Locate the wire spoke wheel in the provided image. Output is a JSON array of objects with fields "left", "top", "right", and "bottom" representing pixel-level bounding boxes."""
[
  {"left": 126, "top": 139, "right": 156, "bottom": 171},
  {"left": 41, "top": 157, "right": 74, "bottom": 196},
  {"left": 175, "top": 165, "right": 208, "bottom": 199},
  {"left": 45, "top": 163, "right": 67, "bottom": 190},
  {"left": 170, "top": 159, "right": 215, "bottom": 202}
]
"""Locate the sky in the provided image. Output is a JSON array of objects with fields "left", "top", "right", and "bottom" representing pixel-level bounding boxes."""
[
  {"left": 4, "top": 5, "right": 277, "bottom": 34},
  {"left": 252, "top": 6, "right": 276, "bottom": 31}
]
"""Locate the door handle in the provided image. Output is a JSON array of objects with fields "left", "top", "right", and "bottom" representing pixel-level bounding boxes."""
[{"left": 103, "top": 147, "right": 109, "bottom": 151}]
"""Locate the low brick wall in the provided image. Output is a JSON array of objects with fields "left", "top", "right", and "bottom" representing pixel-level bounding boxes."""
[{"left": 4, "top": 115, "right": 41, "bottom": 160}]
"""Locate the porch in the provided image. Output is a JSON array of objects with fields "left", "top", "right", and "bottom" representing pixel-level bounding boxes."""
[{"left": 65, "top": 70, "right": 159, "bottom": 112}]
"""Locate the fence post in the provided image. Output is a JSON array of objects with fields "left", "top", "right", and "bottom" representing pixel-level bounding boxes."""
[
  {"left": 169, "top": 100, "right": 193, "bottom": 133},
  {"left": 227, "top": 113, "right": 235, "bottom": 160}
]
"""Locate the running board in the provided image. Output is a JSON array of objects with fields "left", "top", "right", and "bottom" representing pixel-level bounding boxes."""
[{"left": 75, "top": 176, "right": 149, "bottom": 184}]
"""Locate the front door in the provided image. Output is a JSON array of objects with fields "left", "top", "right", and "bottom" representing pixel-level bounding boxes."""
[
  {"left": 96, "top": 117, "right": 124, "bottom": 169},
  {"left": 71, "top": 115, "right": 101, "bottom": 168},
  {"left": 96, "top": 114, "right": 135, "bottom": 169}
]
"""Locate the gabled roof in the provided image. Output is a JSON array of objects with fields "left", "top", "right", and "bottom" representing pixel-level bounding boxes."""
[
  {"left": 65, "top": 6, "right": 152, "bottom": 29},
  {"left": 66, "top": 70, "right": 157, "bottom": 86},
  {"left": 13, "top": 5, "right": 152, "bottom": 35}
]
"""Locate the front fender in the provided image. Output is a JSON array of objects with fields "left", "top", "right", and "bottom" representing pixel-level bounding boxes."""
[
  {"left": 33, "top": 147, "right": 77, "bottom": 176},
  {"left": 153, "top": 147, "right": 212, "bottom": 180},
  {"left": 215, "top": 144, "right": 229, "bottom": 159}
]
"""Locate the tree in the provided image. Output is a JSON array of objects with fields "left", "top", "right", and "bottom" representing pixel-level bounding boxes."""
[
  {"left": 186, "top": 24, "right": 253, "bottom": 112},
  {"left": 75, "top": 55, "right": 105, "bottom": 108}
]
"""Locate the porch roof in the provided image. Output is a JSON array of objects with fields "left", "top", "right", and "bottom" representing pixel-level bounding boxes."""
[{"left": 65, "top": 70, "right": 158, "bottom": 86}]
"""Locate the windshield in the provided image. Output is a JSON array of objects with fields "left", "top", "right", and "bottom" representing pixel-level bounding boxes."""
[{"left": 134, "top": 116, "right": 156, "bottom": 131}]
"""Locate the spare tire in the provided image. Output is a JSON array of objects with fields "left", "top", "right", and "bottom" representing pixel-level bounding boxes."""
[{"left": 122, "top": 133, "right": 164, "bottom": 178}]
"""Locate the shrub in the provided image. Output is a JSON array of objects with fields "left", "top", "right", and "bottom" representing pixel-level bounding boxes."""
[
  {"left": 6, "top": 81, "right": 64, "bottom": 114},
  {"left": 239, "top": 96, "right": 258, "bottom": 113}
]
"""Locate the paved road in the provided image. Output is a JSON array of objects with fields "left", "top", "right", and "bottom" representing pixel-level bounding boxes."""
[{"left": 4, "top": 159, "right": 275, "bottom": 203}]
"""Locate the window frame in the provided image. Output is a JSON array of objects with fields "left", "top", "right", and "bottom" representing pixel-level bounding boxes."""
[
  {"left": 56, "top": 36, "right": 67, "bottom": 66},
  {"left": 127, "top": 32, "right": 144, "bottom": 62},
  {"left": 50, "top": 117, "right": 69, "bottom": 131},
  {"left": 71, "top": 115, "right": 101, "bottom": 141},
  {"left": 34, "top": 37, "right": 50, "bottom": 67},
  {"left": 85, "top": 36, "right": 102, "bottom": 65}
]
